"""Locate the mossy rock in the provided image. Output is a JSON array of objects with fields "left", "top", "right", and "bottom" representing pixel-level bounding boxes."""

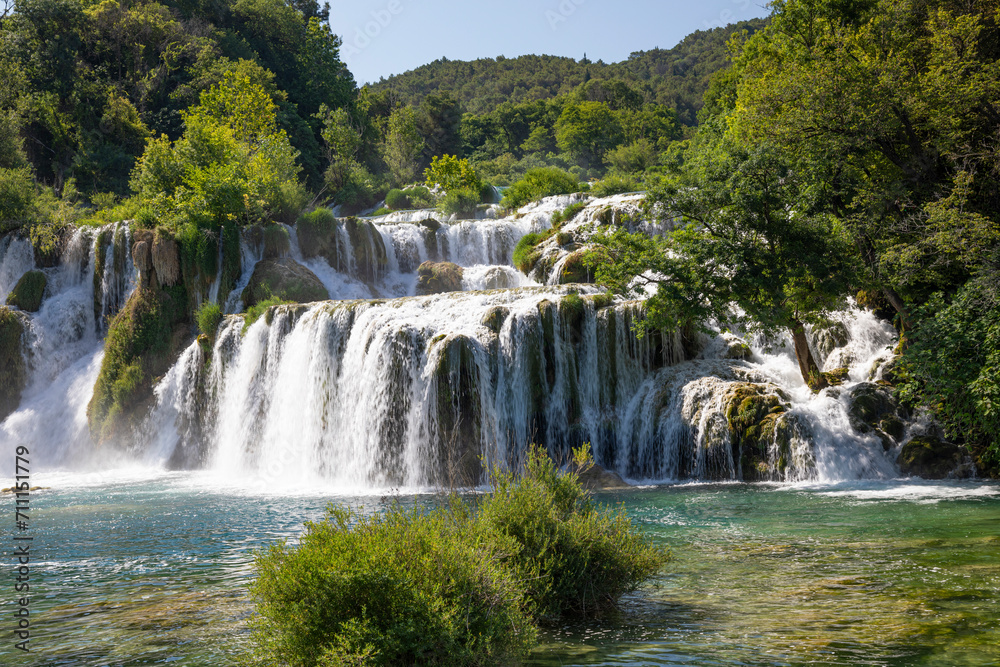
[
  {"left": 585, "top": 292, "right": 614, "bottom": 310},
  {"left": 241, "top": 258, "right": 328, "bottom": 309},
  {"left": 481, "top": 306, "right": 508, "bottom": 333},
  {"left": 847, "top": 382, "right": 901, "bottom": 434},
  {"left": 87, "top": 287, "right": 189, "bottom": 445},
  {"left": 558, "top": 250, "right": 592, "bottom": 284},
  {"left": 857, "top": 289, "right": 895, "bottom": 321},
  {"left": 296, "top": 209, "right": 342, "bottom": 268},
  {"left": 724, "top": 383, "right": 789, "bottom": 481},
  {"left": 577, "top": 464, "right": 629, "bottom": 490},
  {"left": 419, "top": 217, "right": 442, "bottom": 232},
  {"left": 6, "top": 270, "right": 47, "bottom": 312},
  {"left": 433, "top": 335, "right": 484, "bottom": 486},
  {"left": 898, "top": 436, "right": 968, "bottom": 479},
  {"left": 416, "top": 261, "right": 464, "bottom": 296},
  {"left": 879, "top": 415, "right": 905, "bottom": 441},
  {"left": 0, "top": 307, "right": 29, "bottom": 421},
  {"left": 721, "top": 334, "right": 752, "bottom": 360},
  {"left": 343, "top": 217, "right": 388, "bottom": 283},
  {"left": 822, "top": 367, "right": 850, "bottom": 387}
]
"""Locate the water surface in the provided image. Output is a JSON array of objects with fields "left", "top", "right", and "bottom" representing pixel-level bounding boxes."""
[{"left": 3, "top": 473, "right": 998, "bottom": 666}]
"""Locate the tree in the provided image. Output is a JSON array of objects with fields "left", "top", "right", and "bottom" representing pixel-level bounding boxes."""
[
  {"left": 423, "top": 154, "right": 480, "bottom": 193},
  {"left": 555, "top": 101, "right": 623, "bottom": 169},
  {"left": 382, "top": 107, "right": 423, "bottom": 186},
  {"left": 589, "top": 128, "right": 857, "bottom": 389}
]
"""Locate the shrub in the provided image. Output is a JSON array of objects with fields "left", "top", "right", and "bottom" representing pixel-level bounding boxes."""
[
  {"left": 0, "top": 167, "right": 35, "bottom": 234},
  {"left": 590, "top": 174, "right": 641, "bottom": 198},
  {"left": 403, "top": 185, "right": 435, "bottom": 208},
  {"left": 384, "top": 188, "right": 410, "bottom": 210},
  {"left": 438, "top": 187, "right": 481, "bottom": 218},
  {"left": 513, "top": 232, "right": 543, "bottom": 274},
  {"left": 241, "top": 296, "right": 293, "bottom": 332},
  {"left": 196, "top": 301, "right": 222, "bottom": 338},
  {"left": 250, "top": 444, "right": 666, "bottom": 666},
  {"left": 500, "top": 167, "right": 580, "bottom": 211},
  {"left": 551, "top": 202, "right": 586, "bottom": 227},
  {"left": 251, "top": 501, "right": 537, "bottom": 667},
  {"left": 480, "top": 445, "right": 666, "bottom": 618},
  {"left": 424, "top": 154, "right": 482, "bottom": 193}
]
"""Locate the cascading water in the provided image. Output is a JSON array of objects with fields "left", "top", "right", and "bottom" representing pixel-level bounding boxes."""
[{"left": 1, "top": 194, "right": 927, "bottom": 488}]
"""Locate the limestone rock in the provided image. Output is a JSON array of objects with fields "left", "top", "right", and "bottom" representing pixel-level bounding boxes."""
[
  {"left": 416, "top": 261, "right": 464, "bottom": 295},
  {"left": 151, "top": 233, "right": 180, "bottom": 286},
  {"left": 241, "top": 258, "right": 328, "bottom": 309},
  {"left": 5, "top": 270, "right": 47, "bottom": 312},
  {"left": 0, "top": 307, "right": 28, "bottom": 421},
  {"left": 898, "top": 435, "right": 970, "bottom": 479},
  {"left": 578, "top": 464, "right": 629, "bottom": 490}
]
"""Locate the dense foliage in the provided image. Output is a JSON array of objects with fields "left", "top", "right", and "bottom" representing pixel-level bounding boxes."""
[
  {"left": 588, "top": 0, "right": 1000, "bottom": 467},
  {"left": 370, "top": 20, "right": 767, "bottom": 125},
  {"left": 250, "top": 446, "right": 666, "bottom": 665}
]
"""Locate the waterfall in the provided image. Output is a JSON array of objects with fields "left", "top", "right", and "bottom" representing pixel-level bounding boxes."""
[{"left": 1, "top": 194, "right": 920, "bottom": 487}]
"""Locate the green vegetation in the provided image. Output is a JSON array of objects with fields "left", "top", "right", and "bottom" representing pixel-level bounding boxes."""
[
  {"left": 501, "top": 167, "right": 581, "bottom": 211},
  {"left": 88, "top": 286, "right": 187, "bottom": 444},
  {"left": 586, "top": 0, "right": 1000, "bottom": 467},
  {"left": 0, "top": 307, "right": 28, "bottom": 421},
  {"left": 5, "top": 269, "right": 47, "bottom": 312},
  {"left": 250, "top": 445, "right": 666, "bottom": 665},
  {"left": 370, "top": 21, "right": 767, "bottom": 125},
  {"left": 196, "top": 302, "right": 223, "bottom": 339},
  {"left": 241, "top": 296, "right": 293, "bottom": 332}
]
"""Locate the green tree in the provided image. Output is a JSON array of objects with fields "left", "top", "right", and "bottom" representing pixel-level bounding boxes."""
[
  {"left": 555, "top": 101, "right": 623, "bottom": 168},
  {"left": 382, "top": 106, "right": 423, "bottom": 186}
]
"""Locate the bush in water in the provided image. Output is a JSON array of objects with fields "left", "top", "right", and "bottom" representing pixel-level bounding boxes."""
[{"left": 250, "top": 445, "right": 666, "bottom": 665}]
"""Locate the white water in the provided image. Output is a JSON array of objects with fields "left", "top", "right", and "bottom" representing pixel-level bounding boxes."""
[{"left": 1, "top": 195, "right": 920, "bottom": 488}]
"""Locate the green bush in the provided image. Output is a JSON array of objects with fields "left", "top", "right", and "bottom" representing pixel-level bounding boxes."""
[
  {"left": 500, "top": 167, "right": 580, "bottom": 211},
  {"left": 0, "top": 167, "right": 36, "bottom": 234},
  {"left": 371, "top": 207, "right": 391, "bottom": 216},
  {"left": 384, "top": 188, "right": 410, "bottom": 210},
  {"left": 251, "top": 502, "right": 536, "bottom": 667},
  {"left": 513, "top": 233, "right": 543, "bottom": 274},
  {"left": 551, "top": 202, "right": 586, "bottom": 227},
  {"left": 5, "top": 270, "right": 47, "bottom": 312},
  {"left": 196, "top": 301, "right": 223, "bottom": 338},
  {"left": 404, "top": 185, "right": 435, "bottom": 208},
  {"left": 241, "top": 296, "right": 293, "bottom": 332},
  {"left": 424, "top": 154, "right": 482, "bottom": 193},
  {"left": 249, "top": 444, "right": 665, "bottom": 666},
  {"left": 480, "top": 445, "right": 666, "bottom": 618},
  {"left": 439, "top": 187, "right": 481, "bottom": 218},
  {"left": 590, "top": 174, "right": 641, "bottom": 198}
]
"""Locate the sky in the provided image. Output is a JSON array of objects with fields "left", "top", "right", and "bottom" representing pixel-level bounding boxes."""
[{"left": 330, "top": 0, "right": 772, "bottom": 85}]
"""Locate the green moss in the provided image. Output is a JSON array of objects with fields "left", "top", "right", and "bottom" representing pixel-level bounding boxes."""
[
  {"left": 5, "top": 270, "right": 47, "bottom": 312},
  {"left": 261, "top": 223, "right": 290, "bottom": 259},
  {"left": 433, "top": 335, "right": 484, "bottom": 486},
  {"left": 88, "top": 287, "right": 188, "bottom": 445},
  {"left": 586, "top": 292, "right": 614, "bottom": 310},
  {"left": 558, "top": 251, "right": 592, "bottom": 284},
  {"left": 0, "top": 307, "right": 28, "bottom": 421},
  {"left": 481, "top": 306, "right": 508, "bottom": 334},
  {"left": 176, "top": 223, "right": 219, "bottom": 313},
  {"left": 242, "top": 297, "right": 293, "bottom": 333},
  {"left": 822, "top": 367, "right": 850, "bottom": 386},
  {"left": 343, "top": 217, "right": 388, "bottom": 282},
  {"left": 724, "top": 383, "right": 788, "bottom": 481},
  {"left": 898, "top": 435, "right": 966, "bottom": 479},
  {"left": 513, "top": 228, "right": 558, "bottom": 275},
  {"left": 218, "top": 222, "right": 241, "bottom": 306},
  {"left": 416, "top": 261, "right": 464, "bottom": 295}
]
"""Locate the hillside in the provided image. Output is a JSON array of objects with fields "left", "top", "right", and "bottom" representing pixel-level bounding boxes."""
[{"left": 370, "top": 18, "right": 767, "bottom": 126}]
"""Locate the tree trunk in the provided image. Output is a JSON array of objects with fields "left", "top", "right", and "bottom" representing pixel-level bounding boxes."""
[{"left": 791, "top": 321, "right": 827, "bottom": 391}]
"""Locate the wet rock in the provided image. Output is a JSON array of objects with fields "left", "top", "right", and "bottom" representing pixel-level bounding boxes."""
[
  {"left": 558, "top": 250, "right": 592, "bottom": 284},
  {"left": 151, "top": 232, "right": 180, "bottom": 286},
  {"left": 809, "top": 320, "right": 849, "bottom": 360},
  {"left": 720, "top": 333, "right": 752, "bottom": 360},
  {"left": 821, "top": 367, "right": 850, "bottom": 387},
  {"left": 724, "top": 383, "right": 790, "bottom": 481},
  {"left": 480, "top": 267, "right": 515, "bottom": 290},
  {"left": 0, "top": 307, "right": 28, "bottom": 421},
  {"left": 5, "top": 270, "right": 47, "bottom": 312},
  {"left": 241, "top": 258, "right": 328, "bottom": 309},
  {"left": 578, "top": 464, "right": 629, "bottom": 490},
  {"left": 416, "top": 261, "right": 464, "bottom": 295},
  {"left": 847, "top": 382, "right": 900, "bottom": 433},
  {"left": 481, "top": 306, "right": 508, "bottom": 333},
  {"left": 898, "top": 435, "right": 970, "bottom": 479}
]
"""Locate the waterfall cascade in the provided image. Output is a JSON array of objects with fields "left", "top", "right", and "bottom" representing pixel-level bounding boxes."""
[{"left": 0, "top": 195, "right": 947, "bottom": 487}]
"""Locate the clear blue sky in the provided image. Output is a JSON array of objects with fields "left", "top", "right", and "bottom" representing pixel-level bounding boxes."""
[{"left": 330, "top": 0, "right": 772, "bottom": 85}]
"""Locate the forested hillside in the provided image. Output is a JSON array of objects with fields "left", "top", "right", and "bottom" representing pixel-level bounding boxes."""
[{"left": 370, "top": 19, "right": 767, "bottom": 126}]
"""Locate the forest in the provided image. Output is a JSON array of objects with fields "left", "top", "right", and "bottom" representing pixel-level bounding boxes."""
[{"left": 1, "top": 0, "right": 998, "bottom": 466}]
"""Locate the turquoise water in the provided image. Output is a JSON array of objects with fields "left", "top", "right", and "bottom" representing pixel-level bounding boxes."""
[{"left": 3, "top": 473, "right": 999, "bottom": 666}]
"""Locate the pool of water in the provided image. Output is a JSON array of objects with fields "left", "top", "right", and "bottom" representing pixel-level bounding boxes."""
[{"left": 3, "top": 472, "right": 999, "bottom": 666}]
